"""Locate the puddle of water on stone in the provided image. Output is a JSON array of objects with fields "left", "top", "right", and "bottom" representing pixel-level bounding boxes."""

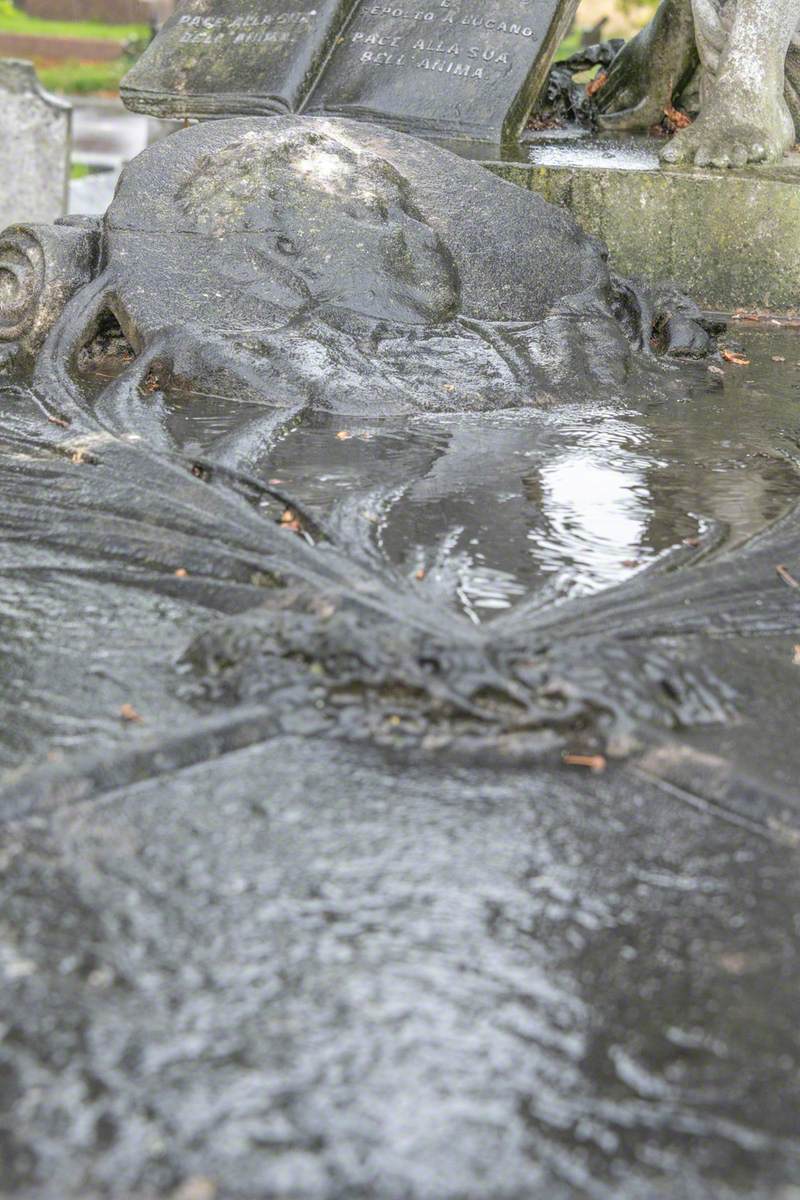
[
  {"left": 105, "top": 326, "right": 800, "bottom": 623},
  {"left": 525, "top": 133, "right": 660, "bottom": 172}
]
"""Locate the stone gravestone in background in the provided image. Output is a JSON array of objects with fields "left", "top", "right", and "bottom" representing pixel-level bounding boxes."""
[
  {"left": 0, "top": 60, "right": 71, "bottom": 230},
  {"left": 122, "top": 0, "right": 579, "bottom": 143}
]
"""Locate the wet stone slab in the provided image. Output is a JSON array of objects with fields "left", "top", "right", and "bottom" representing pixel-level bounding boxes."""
[
  {"left": 121, "top": 0, "right": 579, "bottom": 142},
  {"left": 2, "top": 113, "right": 800, "bottom": 1200}
]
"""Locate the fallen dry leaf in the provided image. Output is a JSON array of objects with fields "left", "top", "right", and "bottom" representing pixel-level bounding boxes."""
[
  {"left": 776, "top": 563, "right": 800, "bottom": 589},
  {"left": 587, "top": 70, "right": 607, "bottom": 97},
  {"left": 336, "top": 430, "right": 352, "bottom": 441},
  {"left": 171, "top": 1179, "right": 217, "bottom": 1200},
  {"left": 721, "top": 349, "right": 751, "bottom": 366},
  {"left": 415, "top": 567, "right": 426, "bottom": 580},
  {"left": 174, "top": 567, "right": 188, "bottom": 578},
  {"left": 280, "top": 509, "right": 302, "bottom": 533},
  {"left": 792, "top": 644, "right": 800, "bottom": 665},
  {"left": 119, "top": 703, "right": 142, "bottom": 723},
  {"left": 562, "top": 752, "right": 607, "bottom": 774},
  {"left": 683, "top": 536, "right": 702, "bottom": 548},
  {"left": 663, "top": 104, "right": 692, "bottom": 129}
]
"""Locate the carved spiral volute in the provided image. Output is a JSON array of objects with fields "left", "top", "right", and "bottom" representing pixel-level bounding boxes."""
[
  {"left": 0, "top": 221, "right": 101, "bottom": 354},
  {"left": 0, "top": 228, "right": 47, "bottom": 342}
]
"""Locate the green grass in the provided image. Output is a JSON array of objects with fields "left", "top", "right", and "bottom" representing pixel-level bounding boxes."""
[
  {"left": 39, "top": 57, "right": 130, "bottom": 95},
  {"left": 555, "top": 30, "right": 584, "bottom": 60},
  {"left": 70, "top": 162, "right": 91, "bottom": 181},
  {"left": 0, "top": 10, "right": 148, "bottom": 41}
]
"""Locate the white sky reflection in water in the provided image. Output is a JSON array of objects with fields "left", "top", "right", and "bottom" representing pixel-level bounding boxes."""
[
  {"left": 425, "top": 415, "right": 656, "bottom": 620},
  {"left": 456, "top": 561, "right": 528, "bottom": 624},
  {"left": 533, "top": 443, "right": 653, "bottom": 598},
  {"left": 163, "top": 332, "right": 800, "bottom": 625}
]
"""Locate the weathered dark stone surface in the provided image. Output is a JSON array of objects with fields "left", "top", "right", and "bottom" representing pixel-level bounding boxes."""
[
  {"left": 122, "top": 0, "right": 360, "bottom": 118},
  {"left": 122, "top": 0, "right": 579, "bottom": 142},
  {"left": 1, "top": 351, "right": 800, "bottom": 1197},
  {"left": 307, "top": 0, "right": 578, "bottom": 142},
  {"left": 2, "top": 116, "right": 799, "bottom": 1199},
  {"left": 1, "top": 116, "right": 714, "bottom": 423}
]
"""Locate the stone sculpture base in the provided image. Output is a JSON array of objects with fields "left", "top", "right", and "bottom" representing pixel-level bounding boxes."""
[{"left": 485, "top": 133, "right": 800, "bottom": 315}]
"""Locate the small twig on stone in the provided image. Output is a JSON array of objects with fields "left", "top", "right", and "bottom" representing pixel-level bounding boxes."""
[
  {"left": 721, "top": 348, "right": 751, "bottom": 366},
  {"left": 776, "top": 564, "right": 800, "bottom": 589},
  {"left": 562, "top": 752, "right": 607, "bottom": 773}
]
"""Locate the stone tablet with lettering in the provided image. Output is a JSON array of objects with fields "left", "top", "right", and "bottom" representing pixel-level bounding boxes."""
[
  {"left": 308, "top": 0, "right": 578, "bottom": 141},
  {"left": 0, "top": 60, "right": 71, "bottom": 229},
  {"left": 122, "top": 0, "right": 579, "bottom": 142},
  {"left": 122, "top": 0, "right": 360, "bottom": 117}
]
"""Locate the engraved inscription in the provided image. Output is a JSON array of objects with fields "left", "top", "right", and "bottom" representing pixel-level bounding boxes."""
[
  {"left": 121, "top": 0, "right": 365, "bottom": 120},
  {"left": 334, "top": 1, "right": 544, "bottom": 89},
  {"left": 122, "top": 0, "right": 576, "bottom": 141},
  {"left": 176, "top": 9, "right": 319, "bottom": 46}
]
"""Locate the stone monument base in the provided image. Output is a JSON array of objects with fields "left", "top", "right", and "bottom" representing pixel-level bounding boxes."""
[{"left": 484, "top": 133, "right": 800, "bottom": 317}]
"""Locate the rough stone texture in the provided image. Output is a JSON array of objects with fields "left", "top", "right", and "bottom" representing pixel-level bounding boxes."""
[
  {"left": 487, "top": 135, "right": 800, "bottom": 314},
  {"left": 0, "top": 222, "right": 101, "bottom": 354},
  {"left": 121, "top": 0, "right": 579, "bottom": 142},
  {"left": 1, "top": 292, "right": 800, "bottom": 1200},
  {"left": 0, "top": 60, "right": 71, "bottom": 230},
  {"left": 0, "top": 117, "right": 713, "bottom": 426},
  {"left": 1, "top": 724, "right": 799, "bottom": 1200}
]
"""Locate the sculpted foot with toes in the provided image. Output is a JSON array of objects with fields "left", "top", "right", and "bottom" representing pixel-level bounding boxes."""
[{"left": 598, "top": 0, "right": 800, "bottom": 167}]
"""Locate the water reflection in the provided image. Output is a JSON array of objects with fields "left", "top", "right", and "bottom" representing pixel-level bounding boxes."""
[
  {"left": 527, "top": 414, "right": 655, "bottom": 601},
  {"left": 373, "top": 333, "right": 800, "bottom": 618},
  {"left": 103, "top": 327, "right": 800, "bottom": 623},
  {"left": 525, "top": 132, "right": 661, "bottom": 172}
]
